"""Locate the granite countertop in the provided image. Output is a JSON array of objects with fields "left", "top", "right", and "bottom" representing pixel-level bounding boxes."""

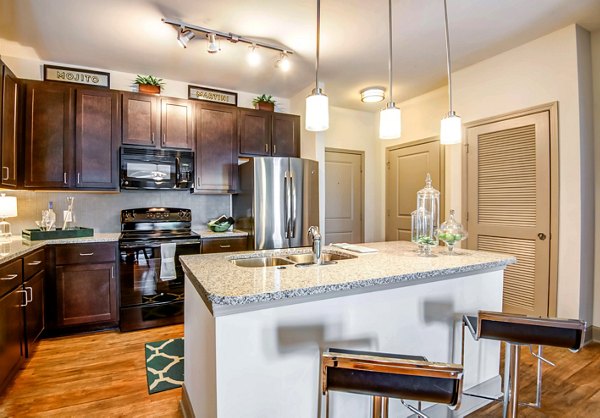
[
  {"left": 193, "top": 227, "right": 249, "bottom": 238},
  {"left": 0, "top": 233, "right": 121, "bottom": 264},
  {"left": 180, "top": 241, "right": 516, "bottom": 314}
]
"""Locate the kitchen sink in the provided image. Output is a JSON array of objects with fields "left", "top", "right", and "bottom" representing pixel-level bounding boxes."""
[
  {"left": 285, "top": 252, "right": 358, "bottom": 264},
  {"left": 230, "top": 257, "right": 294, "bottom": 268}
]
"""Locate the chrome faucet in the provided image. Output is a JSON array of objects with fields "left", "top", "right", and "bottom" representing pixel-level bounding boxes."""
[{"left": 307, "top": 226, "right": 322, "bottom": 264}]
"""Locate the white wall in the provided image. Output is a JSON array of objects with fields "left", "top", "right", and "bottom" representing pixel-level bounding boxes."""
[
  {"left": 451, "top": 24, "right": 594, "bottom": 321},
  {"left": 592, "top": 30, "right": 600, "bottom": 328}
]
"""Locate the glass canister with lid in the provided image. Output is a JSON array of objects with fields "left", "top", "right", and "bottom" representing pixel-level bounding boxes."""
[
  {"left": 438, "top": 209, "right": 468, "bottom": 255},
  {"left": 413, "top": 173, "right": 440, "bottom": 256}
]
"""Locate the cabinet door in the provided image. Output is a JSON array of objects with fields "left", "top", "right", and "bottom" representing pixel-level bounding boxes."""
[
  {"left": 23, "top": 270, "right": 44, "bottom": 358},
  {"left": 75, "top": 89, "right": 119, "bottom": 189},
  {"left": 24, "top": 81, "right": 74, "bottom": 188},
  {"left": 0, "top": 287, "right": 24, "bottom": 393},
  {"left": 161, "top": 98, "right": 193, "bottom": 149},
  {"left": 272, "top": 113, "right": 300, "bottom": 157},
  {"left": 122, "top": 92, "right": 158, "bottom": 147},
  {"left": 239, "top": 109, "right": 271, "bottom": 156},
  {"left": 55, "top": 262, "right": 117, "bottom": 327},
  {"left": 1, "top": 64, "right": 19, "bottom": 188},
  {"left": 195, "top": 102, "right": 237, "bottom": 192}
]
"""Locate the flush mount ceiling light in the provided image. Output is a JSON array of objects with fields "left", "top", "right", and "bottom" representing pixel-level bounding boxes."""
[
  {"left": 163, "top": 18, "right": 294, "bottom": 70},
  {"left": 440, "top": 0, "right": 462, "bottom": 145},
  {"left": 379, "top": 0, "right": 401, "bottom": 139},
  {"left": 247, "top": 44, "right": 261, "bottom": 66},
  {"left": 305, "top": 0, "right": 329, "bottom": 132},
  {"left": 177, "top": 27, "right": 195, "bottom": 48},
  {"left": 360, "top": 87, "right": 385, "bottom": 103}
]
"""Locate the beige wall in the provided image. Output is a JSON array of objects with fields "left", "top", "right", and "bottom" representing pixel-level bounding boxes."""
[
  {"left": 592, "top": 30, "right": 600, "bottom": 327},
  {"left": 451, "top": 24, "right": 594, "bottom": 321}
]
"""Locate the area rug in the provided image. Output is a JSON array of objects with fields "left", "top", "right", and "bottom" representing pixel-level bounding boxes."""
[{"left": 145, "top": 337, "right": 184, "bottom": 394}]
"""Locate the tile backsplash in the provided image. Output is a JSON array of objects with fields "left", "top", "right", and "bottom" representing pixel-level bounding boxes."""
[{"left": 5, "top": 190, "right": 230, "bottom": 235}]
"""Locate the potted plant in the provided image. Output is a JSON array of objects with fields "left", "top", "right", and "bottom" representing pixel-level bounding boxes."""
[
  {"left": 134, "top": 75, "right": 164, "bottom": 95},
  {"left": 252, "top": 94, "right": 276, "bottom": 111}
]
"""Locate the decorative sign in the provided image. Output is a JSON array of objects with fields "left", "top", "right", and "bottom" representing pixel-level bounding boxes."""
[
  {"left": 188, "top": 85, "right": 237, "bottom": 106},
  {"left": 44, "top": 65, "right": 110, "bottom": 88}
]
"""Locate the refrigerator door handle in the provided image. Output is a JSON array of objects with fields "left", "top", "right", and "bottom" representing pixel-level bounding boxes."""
[
  {"left": 284, "top": 172, "right": 291, "bottom": 239},
  {"left": 291, "top": 173, "right": 297, "bottom": 238}
]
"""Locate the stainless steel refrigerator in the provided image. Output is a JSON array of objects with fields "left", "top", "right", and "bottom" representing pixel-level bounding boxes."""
[{"left": 233, "top": 157, "right": 319, "bottom": 250}]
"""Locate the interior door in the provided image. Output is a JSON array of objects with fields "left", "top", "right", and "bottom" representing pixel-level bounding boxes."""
[
  {"left": 466, "top": 111, "right": 550, "bottom": 316},
  {"left": 325, "top": 150, "right": 363, "bottom": 245},
  {"left": 386, "top": 140, "right": 442, "bottom": 241}
]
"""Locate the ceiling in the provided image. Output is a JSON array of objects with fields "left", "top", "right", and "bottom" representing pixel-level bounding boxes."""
[{"left": 2, "top": 0, "right": 600, "bottom": 110}]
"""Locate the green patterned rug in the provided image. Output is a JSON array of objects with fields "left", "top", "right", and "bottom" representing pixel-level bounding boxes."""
[{"left": 145, "top": 337, "right": 184, "bottom": 394}]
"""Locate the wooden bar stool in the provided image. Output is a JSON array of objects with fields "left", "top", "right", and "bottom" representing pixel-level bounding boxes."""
[
  {"left": 321, "top": 348, "right": 463, "bottom": 418},
  {"left": 462, "top": 310, "right": 586, "bottom": 418}
]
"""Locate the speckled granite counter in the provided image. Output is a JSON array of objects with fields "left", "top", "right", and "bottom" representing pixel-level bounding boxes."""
[
  {"left": 193, "top": 228, "right": 249, "bottom": 238},
  {"left": 180, "top": 240, "right": 515, "bottom": 314},
  {"left": 0, "top": 233, "right": 121, "bottom": 264}
]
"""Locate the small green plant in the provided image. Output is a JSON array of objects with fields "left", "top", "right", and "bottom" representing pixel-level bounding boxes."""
[
  {"left": 134, "top": 75, "right": 165, "bottom": 87},
  {"left": 252, "top": 94, "right": 276, "bottom": 106}
]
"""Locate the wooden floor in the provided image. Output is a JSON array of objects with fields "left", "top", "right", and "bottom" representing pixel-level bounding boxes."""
[
  {"left": 0, "top": 325, "right": 184, "bottom": 418},
  {"left": 1, "top": 326, "right": 598, "bottom": 417}
]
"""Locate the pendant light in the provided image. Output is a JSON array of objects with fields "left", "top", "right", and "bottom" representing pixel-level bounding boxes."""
[
  {"left": 440, "top": 0, "right": 461, "bottom": 144},
  {"left": 305, "top": 0, "right": 329, "bottom": 132},
  {"left": 379, "top": 0, "right": 401, "bottom": 140}
]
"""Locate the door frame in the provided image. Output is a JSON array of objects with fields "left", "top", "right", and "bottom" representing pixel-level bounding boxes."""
[
  {"left": 385, "top": 137, "right": 446, "bottom": 240},
  {"left": 324, "top": 147, "right": 365, "bottom": 243},
  {"left": 462, "top": 102, "right": 559, "bottom": 317}
]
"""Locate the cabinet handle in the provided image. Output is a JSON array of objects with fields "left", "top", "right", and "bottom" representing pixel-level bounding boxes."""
[
  {"left": 151, "top": 132, "right": 155, "bottom": 144},
  {"left": 162, "top": 133, "right": 166, "bottom": 145},
  {"left": 27, "top": 260, "right": 42, "bottom": 266},
  {"left": 265, "top": 143, "right": 269, "bottom": 153},
  {"left": 111, "top": 266, "right": 114, "bottom": 279},
  {"left": 17, "top": 289, "right": 27, "bottom": 307},
  {"left": 77, "top": 172, "right": 81, "bottom": 185},
  {"left": 25, "top": 286, "right": 33, "bottom": 303},
  {"left": 63, "top": 172, "right": 68, "bottom": 184},
  {"left": 79, "top": 252, "right": 94, "bottom": 256},
  {"left": 2, "top": 167, "right": 9, "bottom": 181},
  {"left": 1, "top": 273, "right": 18, "bottom": 281},
  {"left": 219, "top": 245, "right": 231, "bottom": 248},
  {"left": 273, "top": 144, "right": 277, "bottom": 155}
]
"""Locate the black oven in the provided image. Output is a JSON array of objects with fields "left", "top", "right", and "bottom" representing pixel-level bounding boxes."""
[{"left": 120, "top": 147, "right": 194, "bottom": 190}]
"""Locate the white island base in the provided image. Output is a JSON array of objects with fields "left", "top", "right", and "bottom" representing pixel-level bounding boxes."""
[{"left": 183, "top": 269, "right": 503, "bottom": 418}]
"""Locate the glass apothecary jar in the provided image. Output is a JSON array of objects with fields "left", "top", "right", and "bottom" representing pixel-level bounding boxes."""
[
  {"left": 412, "top": 173, "right": 440, "bottom": 256},
  {"left": 438, "top": 209, "right": 468, "bottom": 255}
]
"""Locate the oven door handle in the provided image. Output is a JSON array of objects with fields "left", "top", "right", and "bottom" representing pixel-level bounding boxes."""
[{"left": 120, "top": 239, "right": 201, "bottom": 249}]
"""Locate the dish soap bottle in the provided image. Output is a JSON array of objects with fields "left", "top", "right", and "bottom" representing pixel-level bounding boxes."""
[{"left": 47, "top": 201, "right": 57, "bottom": 231}]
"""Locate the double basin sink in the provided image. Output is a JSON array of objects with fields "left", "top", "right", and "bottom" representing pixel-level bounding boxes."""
[{"left": 230, "top": 251, "right": 357, "bottom": 268}]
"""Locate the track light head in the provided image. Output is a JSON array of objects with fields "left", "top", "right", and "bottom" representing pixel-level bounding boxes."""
[
  {"left": 207, "top": 33, "right": 220, "bottom": 54},
  {"left": 177, "top": 27, "right": 195, "bottom": 48},
  {"left": 275, "top": 51, "right": 290, "bottom": 72},
  {"left": 247, "top": 44, "right": 261, "bottom": 67}
]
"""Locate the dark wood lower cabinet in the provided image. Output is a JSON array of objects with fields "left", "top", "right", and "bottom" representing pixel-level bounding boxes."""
[
  {"left": 23, "top": 270, "right": 44, "bottom": 358},
  {"left": 0, "top": 287, "right": 24, "bottom": 394},
  {"left": 55, "top": 262, "right": 117, "bottom": 327}
]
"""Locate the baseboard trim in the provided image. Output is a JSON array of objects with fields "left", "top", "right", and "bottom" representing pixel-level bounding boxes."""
[
  {"left": 593, "top": 326, "right": 600, "bottom": 343},
  {"left": 180, "top": 383, "right": 195, "bottom": 418}
]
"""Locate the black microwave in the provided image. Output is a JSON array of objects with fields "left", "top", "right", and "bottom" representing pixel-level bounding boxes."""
[{"left": 120, "top": 147, "right": 194, "bottom": 190}]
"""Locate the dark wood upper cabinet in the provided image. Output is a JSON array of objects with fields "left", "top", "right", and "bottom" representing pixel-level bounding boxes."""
[
  {"left": 24, "top": 81, "right": 74, "bottom": 188},
  {"left": 121, "top": 92, "right": 158, "bottom": 147},
  {"left": 1, "top": 62, "right": 19, "bottom": 188},
  {"left": 195, "top": 102, "right": 237, "bottom": 193},
  {"left": 272, "top": 113, "right": 300, "bottom": 157},
  {"left": 161, "top": 98, "right": 193, "bottom": 149},
  {"left": 75, "top": 89, "right": 119, "bottom": 189},
  {"left": 239, "top": 109, "right": 271, "bottom": 156}
]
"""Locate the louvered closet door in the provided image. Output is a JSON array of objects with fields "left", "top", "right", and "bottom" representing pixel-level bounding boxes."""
[{"left": 466, "top": 112, "right": 550, "bottom": 316}]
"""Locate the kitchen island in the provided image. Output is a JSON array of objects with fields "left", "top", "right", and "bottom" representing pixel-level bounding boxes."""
[{"left": 180, "top": 241, "right": 515, "bottom": 418}]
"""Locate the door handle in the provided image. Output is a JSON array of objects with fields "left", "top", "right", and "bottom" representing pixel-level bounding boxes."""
[
  {"left": 17, "top": 289, "right": 28, "bottom": 307},
  {"left": 25, "top": 286, "right": 33, "bottom": 303},
  {"left": 63, "top": 172, "right": 68, "bottom": 185},
  {"left": 77, "top": 172, "right": 81, "bottom": 185},
  {"left": 151, "top": 132, "right": 155, "bottom": 144},
  {"left": 273, "top": 144, "right": 277, "bottom": 155},
  {"left": 284, "top": 172, "right": 291, "bottom": 239},
  {"left": 1, "top": 273, "right": 18, "bottom": 281},
  {"left": 219, "top": 245, "right": 231, "bottom": 248},
  {"left": 290, "top": 173, "right": 297, "bottom": 238},
  {"left": 27, "top": 260, "right": 42, "bottom": 266},
  {"left": 79, "top": 252, "right": 95, "bottom": 256},
  {"left": 537, "top": 233, "right": 547, "bottom": 241},
  {"left": 265, "top": 143, "right": 269, "bottom": 154},
  {"left": 2, "top": 167, "right": 9, "bottom": 181}
]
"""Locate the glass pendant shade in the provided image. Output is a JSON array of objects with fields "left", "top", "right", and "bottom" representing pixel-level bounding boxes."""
[
  {"left": 440, "top": 111, "right": 462, "bottom": 144},
  {"left": 305, "top": 90, "right": 329, "bottom": 131},
  {"left": 379, "top": 104, "right": 401, "bottom": 139}
]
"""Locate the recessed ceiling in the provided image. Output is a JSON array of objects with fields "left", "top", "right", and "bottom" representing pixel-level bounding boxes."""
[{"left": 1, "top": 0, "right": 600, "bottom": 110}]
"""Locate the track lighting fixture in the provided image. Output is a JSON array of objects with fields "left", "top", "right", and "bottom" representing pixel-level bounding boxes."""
[
  {"left": 162, "top": 18, "right": 294, "bottom": 70},
  {"left": 440, "top": 0, "right": 462, "bottom": 145},
  {"left": 379, "top": 0, "right": 401, "bottom": 139}
]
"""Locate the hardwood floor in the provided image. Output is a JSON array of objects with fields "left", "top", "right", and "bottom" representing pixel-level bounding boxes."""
[
  {"left": 469, "top": 342, "right": 600, "bottom": 417},
  {"left": 0, "top": 325, "right": 183, "bottom": 418},
  {"left": 1, "top": 325, "right": 598, "bottom": 417}
]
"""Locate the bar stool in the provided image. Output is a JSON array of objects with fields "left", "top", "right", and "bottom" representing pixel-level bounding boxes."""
[
  {"left": 462, "top": 310, "right": 586, "bottom": 418},
  {"left": 321, "top": 348, "right": 463, "bottom": 418}
]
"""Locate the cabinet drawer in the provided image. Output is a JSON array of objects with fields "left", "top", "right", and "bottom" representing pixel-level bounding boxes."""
[
  {"left": 24, "top": 249, "right": 45, "bottom": 280},
  {"left": 0, "top": 258, "right": 22, "bottom": 297},
  {"left": 55, "top": 243, "right": 116, "bottom": 265},
  {"left": 202, "top": 236, "right": 248, "bottom": 254}
]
